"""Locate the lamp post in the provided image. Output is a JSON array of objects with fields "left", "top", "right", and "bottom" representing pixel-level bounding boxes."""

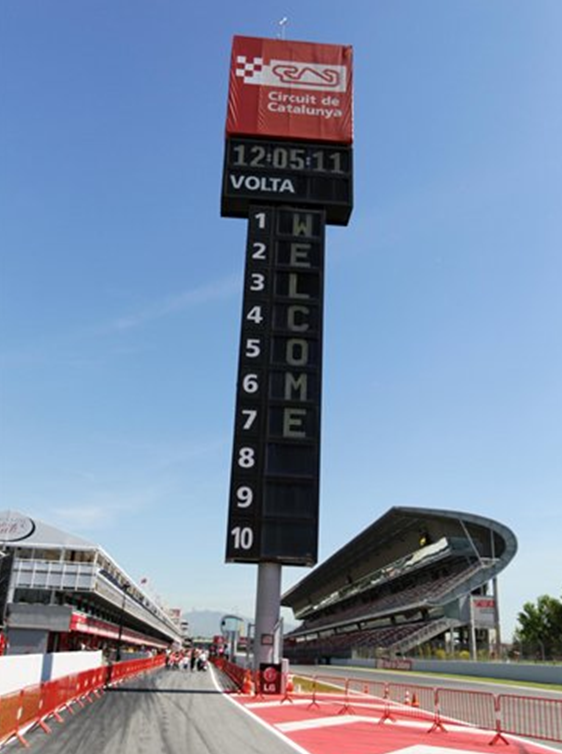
[{"left": 115, "top": 581, "right": 130, "bottom": 662}]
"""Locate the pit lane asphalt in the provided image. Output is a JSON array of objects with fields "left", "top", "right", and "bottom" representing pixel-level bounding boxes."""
[{"left": 12, "top": 666, "right": 297, "bottom": 754}]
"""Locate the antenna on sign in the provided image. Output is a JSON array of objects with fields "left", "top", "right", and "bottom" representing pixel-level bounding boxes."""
[{"left": 277, "top": 17, "right": 288, "bottom": 40}]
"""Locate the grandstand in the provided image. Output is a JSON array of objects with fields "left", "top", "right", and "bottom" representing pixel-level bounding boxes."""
[
  {"left": 0, "top": 510, "right": 183, "bottom": 656},
  {"left": 281, "top": 506, "right": 517, "bottom": 664}
]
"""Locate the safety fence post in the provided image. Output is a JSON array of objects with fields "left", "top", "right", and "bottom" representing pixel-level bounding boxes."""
[
  {"left": 16, "top": 689, "right": 31, "bottom": 749},
  {"left": 378, "top": 683, "right": 396, "bottom": 725},
  {"left": 35, "top": 692, "right": 52, "bottom": 735},
  {"left": 307, "top": 675, "right": 320, "bottom": 710},
  {"left": 280, "top": 672, "right": 294, "bottom": 704},
  {"left": 337, "top": 677, "right": 355, "bottom": 715},
  {"left": 488, "top": 694, "right": 509, "bottom": 746},
  {"left": 427, "top": 687, "right": 447, "bottom": 734}
]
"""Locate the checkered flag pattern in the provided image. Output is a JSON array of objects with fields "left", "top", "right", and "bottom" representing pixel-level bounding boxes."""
[{"left": 235, "top": 56, "right": 264, "bottom": 81}]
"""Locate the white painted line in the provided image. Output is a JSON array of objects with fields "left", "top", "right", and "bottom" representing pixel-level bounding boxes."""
[
  {"left": 246, "top": 698, "right": 315, "bottom": 709},
  {"left": 277, "top": 715, "right": 376, "bottom": 732},
  {"left": 210, "top": 666, "right": 313, "bottom": 754},
  {"left": 382, "top": 746, "right": 493, "bottom": 754}
]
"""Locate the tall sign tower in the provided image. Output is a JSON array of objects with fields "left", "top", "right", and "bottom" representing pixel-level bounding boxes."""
[{"left": 222, "top": 35, "right": 353, "bottom": 672}]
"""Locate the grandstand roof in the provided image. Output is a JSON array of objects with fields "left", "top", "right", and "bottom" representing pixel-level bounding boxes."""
[
  {"left": 1, "top": 509, "right": 182, "bottom": 646},
  {"left": 281, "top": 506, "right": 517, "bottom": 614},
  {"left": 0, "top": 509, "right": 97, "bottom": 549}
]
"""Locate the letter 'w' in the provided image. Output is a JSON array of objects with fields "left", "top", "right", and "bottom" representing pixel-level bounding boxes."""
[{"left": 292, "top": 213, "right": 314, "bottom": 237}]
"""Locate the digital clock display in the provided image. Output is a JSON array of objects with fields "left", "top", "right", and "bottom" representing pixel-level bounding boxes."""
[
  {"left": 229, "top": 141, "right": 351, "bottom": 175},
  {"left": 222, "top": 138, "right": 353, "bottom": 226}
]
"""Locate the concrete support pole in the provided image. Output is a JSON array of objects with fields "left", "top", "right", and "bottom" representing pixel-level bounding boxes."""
[
  {"left": 253, "top": 562, "right": 282, "bottom": 671},
  {"left": 469, "top": 596, "right": 477, "bottom": 661},
  {"left": 493, "top": 576, "right": 502, "bottom": 658}
]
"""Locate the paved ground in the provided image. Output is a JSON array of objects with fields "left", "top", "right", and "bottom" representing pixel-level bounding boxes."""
[
  {"left": 10, "top": 667, "right": 297, "bottom": 754},
  {"left": 6, "top": 665, "right": 561, "bottom": 754}
]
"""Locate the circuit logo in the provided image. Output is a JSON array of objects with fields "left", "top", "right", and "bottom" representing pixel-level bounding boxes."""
[{"left": 235, "top": 56, "right": 347, "bottom": 93}]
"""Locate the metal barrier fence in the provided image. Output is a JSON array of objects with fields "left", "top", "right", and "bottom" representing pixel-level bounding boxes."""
[
  {"left": 0, "top": 655, "right": 165, "bottom": 749},
  {"left": 290, "top": 672, "right": 562, "bottom": 745},
  {"left": 436, "top": 686, "right": 496, "bottom": 730},
  {"left": 200, "top": 664, "right": 562, "bottom": 745},
  {"left": 499, "top": 694, "right": 562, "bottom": 744}
]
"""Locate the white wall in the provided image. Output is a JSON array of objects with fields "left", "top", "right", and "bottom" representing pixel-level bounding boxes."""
[
  {"left": 332, "top": 657, "right": 562, "bottom": 685},
  {"left": 0, "top": 651, "right": 102, "bottom": 697},
  {"left": 411, "top": 659, "right": 562, "bottom": 685},
  {"left": 44, "top": 651, "right": 102, "bottom": 682},
  {"left": 0, "top": 655, "right": 41, "bottom": 696}
]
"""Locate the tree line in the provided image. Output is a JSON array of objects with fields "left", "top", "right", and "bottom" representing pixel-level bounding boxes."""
[{"left": 513, "top": 592, "right": 562, "bottom": 661}]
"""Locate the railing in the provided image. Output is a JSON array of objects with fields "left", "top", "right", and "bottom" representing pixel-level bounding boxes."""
[
  {"left": 390, "top": 617, "right": 459, "bottom": 653},
  {"left": 94, "top": 576, "right": 180, "bottom": 639},
  {"left": 314, "top": 673, "right": 562, "bottom": 744},
  {"left": 426, "top": 560, "right": 489, "bottom": 602},
  {"left": 0, "top": 655, "right": 165, "bottom": 749},
  {"left": 223, "top": 668, "right": 562, "bottom": 745},
  {"left": 499, "top": 693, "right": 562, "bottom": 743},
  {"left": 13, "top": 560, "right": 97, "bottom": 592}
]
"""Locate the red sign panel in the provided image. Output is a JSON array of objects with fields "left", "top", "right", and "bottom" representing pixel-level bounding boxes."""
[{"left": 226, "top": 36, "right": 353, "bottom": 144}]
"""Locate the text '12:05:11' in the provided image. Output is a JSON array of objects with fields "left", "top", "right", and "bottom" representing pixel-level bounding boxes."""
[{"left": 229, "top": 142, "right": 348, "bottom": 174}]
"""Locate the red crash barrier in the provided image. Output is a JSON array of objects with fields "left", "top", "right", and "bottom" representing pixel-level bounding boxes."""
[
  {"left": 212, "top": 660, "right": 274, "bottom": 697},
  {"left": 0, "top": 655, "right": 165, "bottom": 749},
  {"left": 212, "top": 658, "right": 247, "bottom": 690},
  {"left": 0, "top": 691, "right": 30, "bottom": 747},
  {"left": 108, "top": 656, "right": 164, "bottom": 685}
]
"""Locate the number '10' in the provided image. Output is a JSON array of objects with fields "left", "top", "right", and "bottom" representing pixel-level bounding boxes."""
[{"left": 231, "top": 526, "right": 253, "bottom": 550}]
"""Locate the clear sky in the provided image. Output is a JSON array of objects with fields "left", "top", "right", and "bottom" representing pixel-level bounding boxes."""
[{"left": 1, "top": 1, "right": 561, "bottom": 640}]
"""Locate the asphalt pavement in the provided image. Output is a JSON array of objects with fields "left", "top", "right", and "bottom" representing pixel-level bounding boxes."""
[{"left": 12, "top": 666, "right": 297, "bottom": 754}]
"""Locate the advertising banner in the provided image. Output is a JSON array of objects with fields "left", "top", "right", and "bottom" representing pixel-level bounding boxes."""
[
  {"left": 259, "top": 662, "right": 282, "bottom": 694},
  {"left": 472, "top": 597, "right": 496, "bottom": 628},
  {"left": 226, "top": 36, "right": 353, "bottom": 144}
]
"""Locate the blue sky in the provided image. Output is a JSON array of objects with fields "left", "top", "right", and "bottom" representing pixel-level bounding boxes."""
[{"left": 1, "top": 1, "right": 560, "bottom": 639}]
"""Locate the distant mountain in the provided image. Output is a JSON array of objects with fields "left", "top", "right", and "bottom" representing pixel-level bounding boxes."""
[
  {"left": 182, "top": 609, "right": 297, "bottom": 638},
  {"left": 182, "top": 610, "right": 250, "bottom": 638}
]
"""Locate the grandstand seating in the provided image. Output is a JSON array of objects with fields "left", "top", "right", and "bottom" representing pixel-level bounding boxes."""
[
  {"left": 284, "top": 556, "right": 493, "bottom": 662},
  {"left": 289, "top": 557, "right": 479, "bottom": 638},
  {"left": 282, "top": 507, "right": 516, "bottom": 664}
]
